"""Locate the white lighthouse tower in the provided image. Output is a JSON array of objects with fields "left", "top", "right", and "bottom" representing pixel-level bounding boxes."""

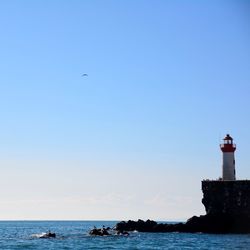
[{"left": 220, "top": 134, "right": 236, "bottom": 181}]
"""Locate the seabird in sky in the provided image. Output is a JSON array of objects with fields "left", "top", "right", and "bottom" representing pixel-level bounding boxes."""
[{"left": 82, "top": 73, "right": 88, "bottom": 77}]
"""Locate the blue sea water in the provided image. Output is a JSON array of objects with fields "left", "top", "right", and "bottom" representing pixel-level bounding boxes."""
[{"left": 0, "top": 221, "right": 249, "bottom": 249}]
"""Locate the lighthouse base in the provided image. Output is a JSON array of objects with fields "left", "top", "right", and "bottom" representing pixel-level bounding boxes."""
[{"left": 202, "top": 180, "right": 250, "bottom": 217}]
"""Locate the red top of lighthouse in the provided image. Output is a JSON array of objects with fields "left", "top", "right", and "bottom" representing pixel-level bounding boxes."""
[{"left": 220, "top": 134, "right": 236, "bottom": 152}]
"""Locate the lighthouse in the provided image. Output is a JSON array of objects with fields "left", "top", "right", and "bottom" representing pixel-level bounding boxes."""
[{"left": 220, "top": 134, "right": 236, "bottom": 181}]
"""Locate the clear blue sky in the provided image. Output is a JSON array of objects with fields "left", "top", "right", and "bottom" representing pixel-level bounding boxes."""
[{"left": 0, "top": 0, "right": 249, "bottom": 220}]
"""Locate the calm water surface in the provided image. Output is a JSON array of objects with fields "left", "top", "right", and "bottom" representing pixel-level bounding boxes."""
[{"left": 0, "top": 221, "right": 249, "bottom": 249}]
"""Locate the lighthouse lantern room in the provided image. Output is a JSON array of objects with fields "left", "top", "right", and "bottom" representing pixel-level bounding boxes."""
[{"left": 220, "top": 134, "right": 236, "bottom": 181}]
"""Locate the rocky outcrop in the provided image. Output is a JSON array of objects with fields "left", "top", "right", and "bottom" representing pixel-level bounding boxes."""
[
  {"left": 114, "top": 180, "right": 250, "bottom": 234},
  {"left": 89, "top": 227, "right": 111, "bottom": 236},
  {"left": 115, "top": 219, "right": 186, "bottom": 233},
  {"left": 89, "top": 226, "right": 129, "bottom": 236},
  {"left": 202, "top": 180, "right": 250, "bottom": 217},
  {"left": 115, "top": 215, "right": 250, "bottom": 234},
  {"left": 38, "top": 231, "right": 56, "bottom": 238}
]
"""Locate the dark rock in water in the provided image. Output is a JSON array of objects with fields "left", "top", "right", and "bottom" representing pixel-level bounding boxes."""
[
  {"left": 117, "top": 220, "right": 162, "bottom": 232},
  {"left": 39, "top": 231, "right": 56, "bottom": 238},
  {"left": 115, "top": 219, "right": 185, "bottom": 233},
  {"left": 89, "top": 226, "right": 130, "bottom": 236},
  {"left": 115, "top": 180, "right": 250, "bottom": 234},
  {"left": 89, "top": 226, "right": 111, "bottom": 236},
  {"left": 186, "top": 214, "right": 250, "bottom": 233},
  {"left": 115, "top": 215, "right": 250, "bottom": 234}
]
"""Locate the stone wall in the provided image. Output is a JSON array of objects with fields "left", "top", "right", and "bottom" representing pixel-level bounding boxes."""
[{"left": 202, "top": 180, "right": 250, "bottom": 217}]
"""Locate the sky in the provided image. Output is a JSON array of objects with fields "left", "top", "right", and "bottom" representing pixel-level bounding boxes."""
[{"left": 0, "top": 0, "right": 249, "bottom": 221}]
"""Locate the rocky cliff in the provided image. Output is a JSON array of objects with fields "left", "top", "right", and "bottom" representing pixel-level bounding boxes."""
[{"left": 202, "top": 180, "right": 250, "bottom": 217}]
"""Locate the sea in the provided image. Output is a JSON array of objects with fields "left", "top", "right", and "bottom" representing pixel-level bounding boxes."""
[{"left": 0, "top": 221, "right": 249, "bottom": 250}]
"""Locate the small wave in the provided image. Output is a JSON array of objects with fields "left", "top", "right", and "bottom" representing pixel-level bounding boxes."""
[{"left": 31, "top": 233, "right": 47, "bottom": 238}]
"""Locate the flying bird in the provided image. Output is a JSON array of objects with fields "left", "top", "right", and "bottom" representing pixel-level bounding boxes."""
[{"left": 82, "top": 73, "right": 88, "bottom": 77}]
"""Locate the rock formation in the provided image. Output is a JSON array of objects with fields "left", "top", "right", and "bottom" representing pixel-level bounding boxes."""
[{"left": 115, "top": 180, "right": 250, "bottom": 234}]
